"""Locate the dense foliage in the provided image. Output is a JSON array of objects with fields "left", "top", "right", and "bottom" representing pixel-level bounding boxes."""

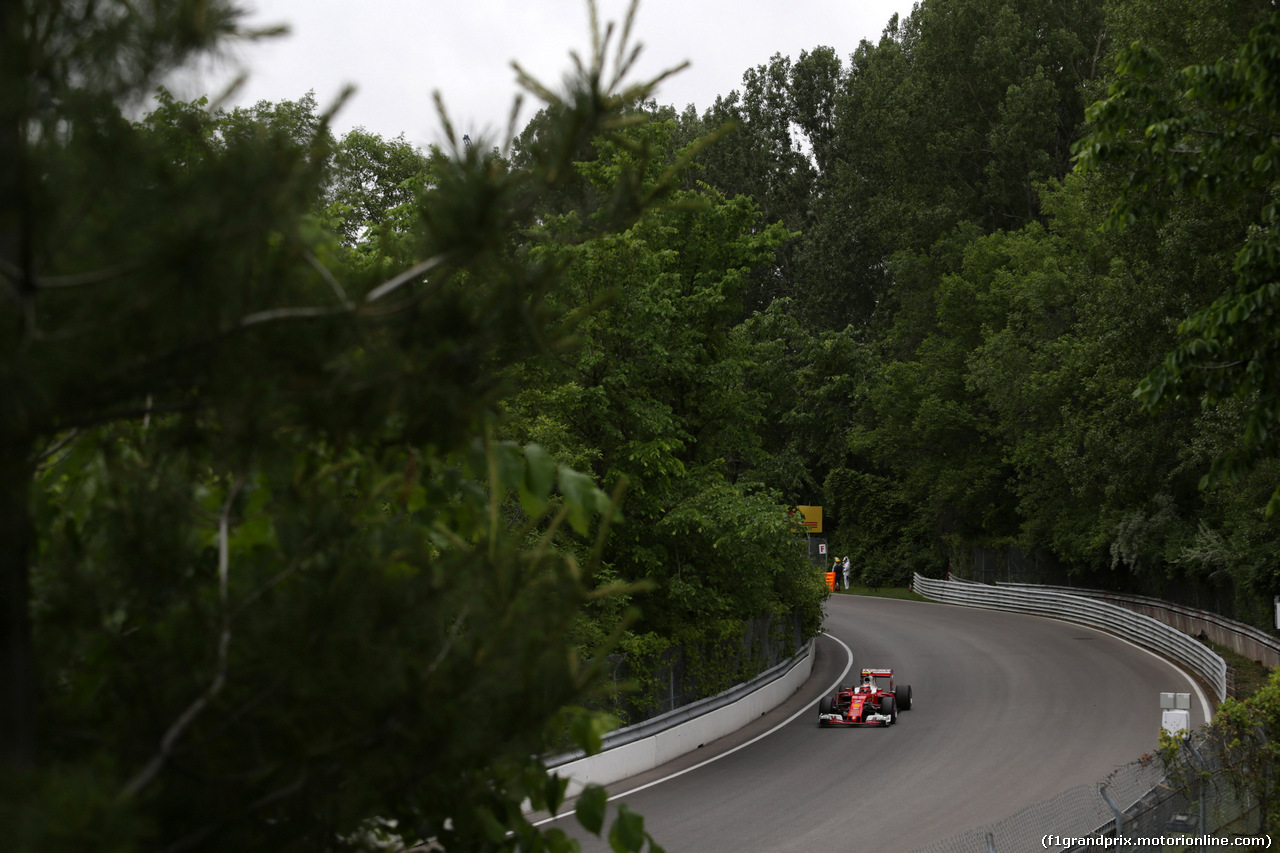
[
  {"left": 1, "top": 2, "right": 741, "bottom": 850},
  {"left": 1160, "top": 666, "right": 1280, "bottom": 834},
  {"left": 671, "top": 0, "right": 1280, "bottom": 624},
  {"left": 7, "top": 0, "right": 1280, "bottom": 848}
]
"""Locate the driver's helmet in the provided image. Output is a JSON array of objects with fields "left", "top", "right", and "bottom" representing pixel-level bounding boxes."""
[{"left": 860, "top": 674, "right": 875, "bottom": 692}]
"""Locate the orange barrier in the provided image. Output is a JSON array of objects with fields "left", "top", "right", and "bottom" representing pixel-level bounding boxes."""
[{"left": 825, "top": 572, "right": 836, "bottom": 590}]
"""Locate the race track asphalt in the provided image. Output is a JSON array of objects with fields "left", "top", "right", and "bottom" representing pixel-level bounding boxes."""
[{"left": 540, "top": 593, "right": 1212, "bottom": 853}]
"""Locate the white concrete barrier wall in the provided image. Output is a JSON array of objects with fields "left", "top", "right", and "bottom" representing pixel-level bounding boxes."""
[
  {"left": 913, "top": 573, "right": 1227, "bottom": 702},
  {"left": 552, "top": 645, "right": 815, "bottom": 797}
]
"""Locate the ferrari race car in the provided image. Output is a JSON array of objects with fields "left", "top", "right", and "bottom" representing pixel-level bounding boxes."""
[{"left": 818, "top": 668, "right": 913, "bottom": 727}]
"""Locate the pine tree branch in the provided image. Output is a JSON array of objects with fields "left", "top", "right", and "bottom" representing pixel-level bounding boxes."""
[
  {"left": 53, "top": 400, "right": 197, "bottom": 433},
  {"left": 236, "top": 253, "right": 450, "bottom": 328},
  {"left": 118, "top": 475, "right": 245, "bottom": 801},
  {"left": 236, "top": 304, "right": 348, "bottom": 327},
  {"left": 302, "top": 249, "right": 353, "bottom": 310},
  {"left": 0, "top": 254, "right": 137, "bottom": 290},
  {"left": 362, "top": 253, "right": 449, "bottom": 304},
  {"left": 32, "top": 429, "right": 82, "bottom": 473}
]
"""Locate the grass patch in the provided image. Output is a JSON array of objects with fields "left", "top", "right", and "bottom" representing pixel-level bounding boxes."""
[
  {"left": 1203, "top": 638, "right": 1274, "bottom": 701},
  {"left": 837, "top": 585, "right": 927, "bottom": 602}
]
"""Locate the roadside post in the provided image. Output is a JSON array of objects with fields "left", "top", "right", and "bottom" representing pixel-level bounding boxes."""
[{"left": 1159, "top": 692, "right": 1191, "bottom": 737}]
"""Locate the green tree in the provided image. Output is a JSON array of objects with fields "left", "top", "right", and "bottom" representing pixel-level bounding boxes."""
[
  {"left": 22, "top": 423, "right": 634, "bottom": 851},
  {"left": 1075, "top": 11, "right": 1280, "bottom": 512},
  {"left": 327, "top": 126, "right": 433, "bottom": 246},
  {"left": 1162, "top": 667, "right": 1280, "bottom": 834},
  {"left": 731, "top": 300, "right": 868, "bottom": 503},
  {"left": 507, "top": 179, "right": 817, "bottom": 624},
  {"left": 695, "top": 54, "right": 819, "bottom": 315},
  {"left": 1, "top": 1, "right": 689, "bottom": 849},
  {"left": 798, "top": 0, "right": 1106, "bottom": 330},
  {"left": 501, "top": 120, "right": 825, "bottom": 677}
]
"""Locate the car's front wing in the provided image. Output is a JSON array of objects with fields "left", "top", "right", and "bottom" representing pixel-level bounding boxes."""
[{"left": 818, "top": 713, "right": 891, "bottom": 727}]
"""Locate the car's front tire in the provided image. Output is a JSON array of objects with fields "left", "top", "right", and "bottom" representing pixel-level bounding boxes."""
[{"left": 880, "top": 694, "right": 895, "bottom": 725}]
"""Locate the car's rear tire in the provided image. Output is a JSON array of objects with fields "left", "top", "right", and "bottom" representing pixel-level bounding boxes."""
[
  {"left": 896, "top": 684, "right": 912, "bottom": 711},
  {"left": 880, "top": 694, "right": 895, "bottom": 724}
]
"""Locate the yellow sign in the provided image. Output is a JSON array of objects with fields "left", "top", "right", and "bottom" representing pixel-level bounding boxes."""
[{"left": 795, "top": 505, "right": 822, "bottom": 533}]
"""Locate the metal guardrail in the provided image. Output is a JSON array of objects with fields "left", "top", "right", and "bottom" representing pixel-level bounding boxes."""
[
  {"left": 912, "top": 574, "right": 1227, "bottom": 702},
  {"left": 997, "top": 581, "right": 1280, "bottom": 671},
  {"left": 544, "top": 639, "right": 814, "bottom": 769}
]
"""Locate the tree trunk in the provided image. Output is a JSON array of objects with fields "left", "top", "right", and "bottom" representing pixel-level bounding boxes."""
[
  {"left": 0, "top": 442, "right": 36, "bottom": 769},
  {"left": 0, "top": 0, "right": 36, "bottom": 770}
]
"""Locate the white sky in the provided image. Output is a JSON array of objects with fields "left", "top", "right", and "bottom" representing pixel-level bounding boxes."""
[{"left": 186, "top": 0, "right": 917, "bottom": 148}]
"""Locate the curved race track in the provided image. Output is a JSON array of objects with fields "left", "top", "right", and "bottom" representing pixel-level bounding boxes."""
[{"left": 543, "top": 594, "right": 1210, "bottom": 853}]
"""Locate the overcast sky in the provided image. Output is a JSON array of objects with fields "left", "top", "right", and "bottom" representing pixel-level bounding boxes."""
[{"left": 186, "top": 0, "right": 917, "bottom": 148}]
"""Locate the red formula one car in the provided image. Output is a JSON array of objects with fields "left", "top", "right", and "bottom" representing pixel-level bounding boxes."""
[{"left": 818, "top": 668, "right": 913, "bottom": 727}]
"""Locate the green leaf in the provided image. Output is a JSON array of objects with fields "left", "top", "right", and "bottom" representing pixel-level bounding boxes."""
[
  {"left": 607, "top": 804, "right": 647, "bottom": 852},
  {"left": 525, "top": 444, "right": 557, "bottom": 504},
  {"left": 545, "top": 773, "right": 570, "bottom": 814},
  {"left": 230, "top": 513, "right": 276, "bottom": 551},
  {"left": 544, "top": 827, "right": 580, "bottom": 853},
  {"left": 475, "top": 805, "right": 507, "bottom": 843},
  {"left": 406, "top": 484, "right": 427, "bottom": 514},
  {"left": 568, "top": 709, "right": 618, "bottom": 755},
  {"left": 575, "top": 784, "right": 608, "bottom": 835},
  {"left": 559, "top": 467, "right": 597, "bottom": 535},
  {"left": 494, "top": 440, "right": 526, "bottom": 494}
]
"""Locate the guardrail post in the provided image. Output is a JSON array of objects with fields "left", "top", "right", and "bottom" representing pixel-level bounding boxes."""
[
  {"left": 1186, "top": 739, "right": 1210, "bottom": 847},
  {"left": 1099, "top": 782, "right": 1125, "bottom": 839}
]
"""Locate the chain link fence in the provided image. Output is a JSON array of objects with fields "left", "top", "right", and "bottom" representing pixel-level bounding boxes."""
[
  {"left": 909, "top": 732, "right": 1266, "bottom": 852},
  {"left": 604, "top": 610, "right": 807, "bottom": 725},
  {"left": 1112, "top": 730, "right": 1266, "bottom": 844}
]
